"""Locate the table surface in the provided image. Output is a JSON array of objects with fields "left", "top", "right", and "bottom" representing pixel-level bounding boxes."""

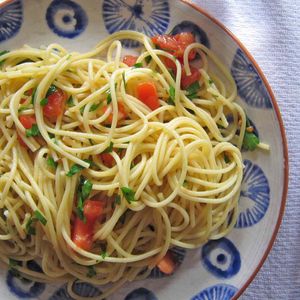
[{"left": 192, "top": 1, "right": 300, "bottom": 299}]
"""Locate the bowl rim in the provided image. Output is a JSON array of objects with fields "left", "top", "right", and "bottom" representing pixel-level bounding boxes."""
[
  {"left": 181, "top": 0, "right": 289, "bottom": 298},
  {"left": 0, "top": 0, "right": 289, "bottom": 298}
]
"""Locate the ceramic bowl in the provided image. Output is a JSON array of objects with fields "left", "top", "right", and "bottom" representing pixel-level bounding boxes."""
[{"left": 0, "top": 0, "right": 288, "bottom": 299}]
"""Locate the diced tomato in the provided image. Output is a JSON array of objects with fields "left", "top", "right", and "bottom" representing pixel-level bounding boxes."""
[
  {"left": 136, "top": 82, "right": 159, "bottom": 110},
  {"left": 20, "top": 98, "right": 27, "bottom": 104},
  {"left": 181, "top": 66, "right": 201, "bottom": 89},
  {"left": 162, "top": 57, "right": 177, "bottom": 72},
  {"left": 102, "top": 102, "right": 126, "bottom": 124},
  {"left": 100, "top": 153, "right": 115, "bottom": 168},
  {"left": 71, "top": 217, "right": 94, "bottom": 251},
  {"left": 157, "top": 251, "right": 176, "bottom": 275},
  {"left": 19, "top": 115, "right": 36, "bottom": 129},
  {"left": 123, "top": 55, "right": 138, "bottom": 67},
  {"left": 71, "top": 199, "right": 105, "bottom": 251},
  {"left": 43, "top": 88, "right": 68, "bottom": 122},
  {"left": 17, "top": 134, "right": 27, "bottom": 148},
  {"left": 152, "top": 32, "right": 196, "bottom": 60},
  {"left": 83, "top": 200, "right": 105, "bottom": 223},
  {"left": 25, "top": 88, "right": 33, "bottom": 96}
]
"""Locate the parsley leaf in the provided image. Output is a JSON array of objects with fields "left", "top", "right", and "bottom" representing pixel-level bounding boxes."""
[
  {"left": 40, "top": 98, "right": 48, "bottom": 106},
  {"left": 34, "top": 210, "right": 47, "bottom": 226},
  {"left": 102, "top": 142, "right": 113, "bottom": 154},
  {"left": 76, "top": 176, "right": 93, "bottom": 220},
  {"left": 81, "top": 179, "right": 93, "bottom": 200},
  {"left": 47, "top": 157, "right": 58, "bottom": 169},
  {"left": 87, "top": 266, "right": 96, "bottom": 278},
  {"left": 18, "top": 106, "right": 31, "bottom": 113},
  {"left": 133, "top": 62, "right": 143, "bottom": 68},
  {"left": 145, "top": 56, "right": 152, "bottom": 63},
  {"left": 67, "top": 96, "right": 74, "bottom": 107},
  {"left": 46, "top": 85, "right": 57, "bottom": 97},
  {"left": 121, "top": 187, "right": 135, "bottom": 204},
  {"left": 25, "top": 217, "right": 36, "bottom": 235},
  {"left": 242, "top": 131, "right": 259, "bottom": 151},
  {"left": 167, "top": 86, "right": 176, "bottom": 105},
  {"left": 208, "top": 79, "right": 214, "bottom": 85},
  {"left": 25, "top": 124, "right": 40, "bottom": 137},
  {"left": 66, "top": 159, "right": 92, "bottom": 177},
  {"left": 0, "top": 50, "right": 9, "bottom": 66},
  {"left": 106, "top": 92, "right": 112, "bottom": 104},
  {"left": 101, "top": 251, "right": 107, "bottom": 259},
  {"left": 31, "top": 88, "right": 37, "bottom": 104},
  {"left": 114, "top": 195, "right": 121, "bottom": 205},
  {"left": 89, "top": 103, "right": 100, "bottom": 112},
  {"left": 186, "top": 81, "right": 200, "bottom": 100}
]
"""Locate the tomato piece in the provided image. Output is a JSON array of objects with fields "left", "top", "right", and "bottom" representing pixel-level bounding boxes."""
[
  {"left": 136, "top": 82, "right": 159, "bottom": 110},
  {"left": 123, "top": 55, "right": 138, "bottom": 67},
  {"left": 102, "top": 102, "right": 126, "bottom": 124},
  {"left": 43, "top": 88, "right": 67, "bottom": 122},
  {"left": 84, "top": 200, "right": 105, "bottom": 223},
  {"left": 71, "top": 217, "right": 94, "bottom": 251},
  {"left": 17, "top": 134, "right": 28, "bottom": 148},
  {"left": 162, "top": 57, "right": 177, "bottom": 72},
  {"left": 181, "top": 66, "right": 201, "bottom": 89},
  {"left": 100, "top": 153, "right": 115, "bottom": 168},
  {"left": 152, "top": 32, "right": 196, "bottom": 60},
  {"left": 157, "top": 251, "right": 176, "bottom": 275},
  {"left": 19, "top": 115, "right": 36, "bottom": 129}
]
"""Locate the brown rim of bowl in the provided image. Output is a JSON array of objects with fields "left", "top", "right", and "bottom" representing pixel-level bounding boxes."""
[
  {"left": 181, "top": 0, "right": 289, "bottom": 298},
  {"left": 0, "top": 0, "right": 289, "bottom": 298}
]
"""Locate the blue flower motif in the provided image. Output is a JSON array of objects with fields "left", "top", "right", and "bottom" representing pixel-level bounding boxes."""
[
  {"left": 125, "top": 287, "right": 158, "bottom": 300},
  {"left": 235, "top": 159, "right": 270, "bottom": 228},
  {"left": 231, "top": 49, "right": 272, "bottom": 109},
  {"left": 0, "top": 0, "right": 22, "bottom": 43},
  {"left": 201, "top": 238, "right": 241, "bottom": 279},
  {"left": 6, "top": 260, "right": 46, "bottom": 298},
  {"left": 49, "top": 282, "right": 101, "bottom": 299},
  {"left": 102, "top": 0, "right": 170, "bottom": 48},
  {"left": 46, "top": 0, "right": 88, "bottom": 39},
  {"left": 149, "top": 246, "right": 186, "bottom": 279},
  {"left": 191, "top": 284, "right": 238, "bottom": 300},
  {"left": 170, "top": 21, "right": 210, "bottom": 48}
]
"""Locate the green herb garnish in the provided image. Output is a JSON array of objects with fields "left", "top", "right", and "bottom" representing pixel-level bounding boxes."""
[
  {"left": 25, "top": 124, "right": 40, "bottom": 137},
  {"left": 208, "top": 79, "right": 214, "bottom": 85},
  {"left": 47, "top": 157, "right": 58, "bottom": 169},
  {"left": 81, "top": 179, "right": 93, "bottom": 200},
  {"left": 0, "top": 50, "right": 9, "bottom": 66},
  {"left": 66, "top": 159, "right": 92, "bottom": 177},
  {"left": 114, "top": 195, "right": 121, "bottom": 205},
  {"left": 145, "top": 56, "right": 152, "bottom": 64},
  {"left": 34, "top": 210, "right": 47, "bottom": 226},
  {"left": 186, "top": 81, "right": 200, "bottom": 100},
  {"left": 101, "top": 251, "right": 107, "bottom": 259},
  {"left": 76, "top": 176, "right": 93, "bottom": 220},
  {"left": 87, "top": 266, "right": 96, "bottom": 278},
  {"left": 102, "top": 142, "right": 113, "bottom": 154},
  {"left": 107, "top": 92, "right": 112, "bottom": 104},
  {"left": 18, "top": 106, "right": 31, "bottom": 112},
  {"left": 40, "top": 98, "right": 48, "bottom": 106},
  {"left": 133, "top": 62, "right": 143, "bottom": 68},
  {"left": 67, "top": 96, "right": 74, "bottom": 107},
  {"left": 167, "top": 86, "right": 176, "bottom": 105},
  {"left": 242, "top": 131, "right": 259, "bottom": 151},
  {"left": 46, "top": 85, "right": 57, "bottom": 97},
  {"left": 25, "top": 217, "right": 36, "bottom": 235},
  {"left": 31, "top": 88, "right": 37, "bottom": 104},
  {"left": 89, "top": 103, "right": 100, "bottom": 112},
  {"left": 121, "top": 187, "right": 135, "bottom": 204},
  {"left": 224, "top": 154, "right": 230, "bottom": 163}
]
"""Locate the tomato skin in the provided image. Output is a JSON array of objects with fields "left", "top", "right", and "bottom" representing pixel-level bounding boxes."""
[
  {"left": 162, "top": 57, "right": 177, "bottom": 72},
  {"left": 19, "top": 115, "right": 36, "bottom": 129},
  {"left": 123, "top": 55, "right": 138, "bottom": 67},
  {"left": 136, "top": 82, "right": 160, "bottom": 110},
  {"left": 152, "top": 32, "right": 196, "bottom": 60},
  {"left": 181, "top": 66, "right": 201, "bottom": 89},
  {"left": 43, "top": 89, "right": 67, "bottom": 121},
  {"left": 71, "top": 200, "right": 105, "bottom": 251},
  {"left": 157, "top": 251, "right": 176, "bottom": 275},
  {"left": 100, "top": 153, "right": 115, "bottom": 167}
]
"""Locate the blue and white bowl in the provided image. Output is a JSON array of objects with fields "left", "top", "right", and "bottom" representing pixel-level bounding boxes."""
[{"left": 0, "top": 0, "right": 288, "bottom": 299}]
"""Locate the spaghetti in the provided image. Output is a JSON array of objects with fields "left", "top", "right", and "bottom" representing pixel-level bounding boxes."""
[{"left": 0, "top": 31, "right": 247, "bottom": 299}]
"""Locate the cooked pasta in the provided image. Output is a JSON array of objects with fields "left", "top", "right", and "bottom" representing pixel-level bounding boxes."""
[{"left": 0, "top": 30, "right": 247, "bottom": 299}]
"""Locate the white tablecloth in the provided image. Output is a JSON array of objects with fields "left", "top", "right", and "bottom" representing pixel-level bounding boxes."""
[{"left": 192, "top": 1, "right": 300, "bottom": 299}]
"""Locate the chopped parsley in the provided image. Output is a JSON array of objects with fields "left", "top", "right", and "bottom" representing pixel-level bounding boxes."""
[
  {"left": 89, "top": 103, "right": 100, "bottom": 112},
  {"left": 121, "top": 187, "right": 135, "bottom": 204},
  {"left": 86, "top": 266, "right": 96, "bottom": 278},
  {"left": 25, "top": 210, "right": 47, "bottom": 235},
  {"left": 31, "top": 88, "right": 37, "bottom": 104},
  {"left": 76, "top": 176, "right": 93, "bottom": 220},
  {"left": 167, "top": 86, "right": 176, "bottom": 105},
  {"left": 242, "top": 131, "right": 259, "bottom": 151},
  {"left": 208, "top": 79, "right": 214, "bottom": 85},
  {"left": 133, "top": 62, "right": 143, "bottom": 68},
  {"left": 18, "top": 106, "right": 31, "bottom": 113},
  {"left": 106, "top": 92, "right": 112, "bottom": 104},
  {"left": 145, "top": 56, "right": 152, "bottom": 63},
  {"left": 46, "top": 85, "right": 57, "bottom": 97},
  {"left": 0, "top": 50, "right": 9, "bottom": 66},
  {"left": 47, "top": 157, "right": 58, "bottom": 169},
  {"left": 67, "top": 96, "right": 74, "bottom": 107},
  {"left": 186, "top": 81, "right": 200, "bottom": 100},
  {"left": 40, "top": 98, "right": 48, "bottom": 106},
  {"left": 102, "top": 142, "right": 113, "bottom": 154},
  {"left": 25, "top": 124, "right": 40, "bottom": 137},
  {"left": 114, "top": 195, "right": 121, "bottom": 205},
  {"left": 101, "top": 251, "right": 107, "bottom": 259},
  {"left": 66, "top": 159, "right": 92, "bottom": 177}
]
